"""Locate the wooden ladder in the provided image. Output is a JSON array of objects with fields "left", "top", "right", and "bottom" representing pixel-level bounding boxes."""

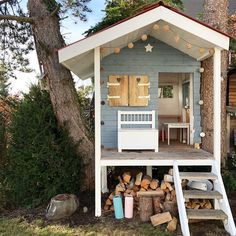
[{"left": 173, "top": 161, "right": 236, "bottom": 236}]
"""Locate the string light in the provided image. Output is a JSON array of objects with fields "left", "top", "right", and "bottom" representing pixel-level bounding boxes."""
[
  {"left": 100, "top": 23, "right": 212, "bottom": 57},
  {"left": 153, "top": 24, "right": 160, "bottom": 30},
  {"left": 141, "top": 34, "right": 148, "bottom": 41},
  {"left": 114, "top": 48, "right": 120, "bottom": 54},
  {"left": 163, "top": 24, "right": 170, "bottom": 32},
  {"left": 209, "top": 48, "right": 215, "bottom": 55},
  {"left": 199, "top": 48, "right": 205, "bottom": 54},
  {"left": 128, "top": 42, "right": 134, "bottom": 49}
]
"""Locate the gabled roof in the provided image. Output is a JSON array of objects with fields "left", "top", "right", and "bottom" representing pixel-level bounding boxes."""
[{"left": 58, "top": 1, "right": 231, "bottom": 79}]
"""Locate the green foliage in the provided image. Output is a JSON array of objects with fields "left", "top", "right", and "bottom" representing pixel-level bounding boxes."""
[
  {"left": 77, "top": 85, "right": 94, "bottom": 137},
  {"left": 222, "top": 169, "right": 236, "bottom": 193},
  {"left": 0, "top": 0, "right": 91, "bottom": 77},
  {"left": 5, "top": 86, "right": 81, "bottom": 207},
  {"left": 0, "top": 113, "right": 7, "bottom": 209},
  {"left": 0, "top": 60, "right": 10, "bottom": 98},
  {"left": 84, "top": 0, "right": 184, "bottom": 36}
]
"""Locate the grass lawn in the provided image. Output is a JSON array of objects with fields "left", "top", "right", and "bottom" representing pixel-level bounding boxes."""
[{"left": 0, "top": 217, "right": 173, "bottom": 236}]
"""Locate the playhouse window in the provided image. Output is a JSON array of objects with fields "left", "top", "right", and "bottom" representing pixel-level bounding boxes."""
[{"left": 158, "top": 85, "right": 173, "bottom": 98}]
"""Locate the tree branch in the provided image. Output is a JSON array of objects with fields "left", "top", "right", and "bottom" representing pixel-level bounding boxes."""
[
  {"left": 50, "top": 4, "right": 60, "bottom": 17},
  {"left": 0, "top": 0, "right": 11, "bottom": 6},
  {"left": 0, "top": 14, "right": 34, "bottom": 24}
]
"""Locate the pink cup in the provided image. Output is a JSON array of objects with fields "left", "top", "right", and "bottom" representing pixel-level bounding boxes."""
[{"left": 125, "top": 195, "right": 133, "bottom": 218}]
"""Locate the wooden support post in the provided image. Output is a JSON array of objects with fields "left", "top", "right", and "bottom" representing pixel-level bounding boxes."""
[
  {"left": 95, "top": 47, "right": 101, "bottom": 217},
  {"left": 101, "top": 166, "right": 108, "bottom": 193},
  {"left": 146, "top": 166, "right": 152, "bottom": 177},
  {"left": 213, "top": 47, "right": 221, "bottom": 173}
]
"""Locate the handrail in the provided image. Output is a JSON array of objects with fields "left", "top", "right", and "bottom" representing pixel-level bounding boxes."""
[{"left": 173, "top": 161, "right": 190, "bottom": 236}]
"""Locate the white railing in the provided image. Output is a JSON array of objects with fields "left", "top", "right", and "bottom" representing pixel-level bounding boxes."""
[
  {"left": 173, "top": 161, "right": 190, "bottom": 236},
  {"left": 212, "top": 162, "right": 236, "bottom": 236}
]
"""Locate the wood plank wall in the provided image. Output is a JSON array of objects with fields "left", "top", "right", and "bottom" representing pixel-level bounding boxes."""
[{"left": 100, "top": 38, "right": 201, "bottom": 148}]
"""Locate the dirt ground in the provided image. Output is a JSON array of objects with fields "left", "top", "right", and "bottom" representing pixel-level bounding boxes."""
[{"left": 0, "top": 191, "right": 235, "bottom": 236}]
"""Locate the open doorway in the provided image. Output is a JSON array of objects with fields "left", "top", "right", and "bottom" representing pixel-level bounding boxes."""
[{"left": 158, "top": 73, "right": 193, "bottom": 146}]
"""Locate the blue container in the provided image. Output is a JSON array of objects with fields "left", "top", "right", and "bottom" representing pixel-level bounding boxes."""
[{"left": 113, "top": 195, "right": 124, "bottom": 219}]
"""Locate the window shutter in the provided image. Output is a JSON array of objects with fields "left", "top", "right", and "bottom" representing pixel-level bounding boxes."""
[
  {"left": 129, "top": 75, "right": 149, "bottom": 106},
  {"left": 107, "top": 75, "right": 128, "bottom": 106}
]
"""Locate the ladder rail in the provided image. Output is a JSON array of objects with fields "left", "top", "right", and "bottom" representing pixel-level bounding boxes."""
[
  {"left": 173, "top": 161, "right": 190, "bottom": 236},
  {"left": 212, "top": 163, "right": 236, "bottom": 236}
]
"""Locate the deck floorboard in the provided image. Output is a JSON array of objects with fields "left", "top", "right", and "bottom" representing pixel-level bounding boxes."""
[{"left": 101, "top": 145, "right": 214, "bottom": 161}]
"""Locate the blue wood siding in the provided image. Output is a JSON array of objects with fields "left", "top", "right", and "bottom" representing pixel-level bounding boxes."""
[{"left": 101, "top": 38, "right": 201, "bottom": 148}]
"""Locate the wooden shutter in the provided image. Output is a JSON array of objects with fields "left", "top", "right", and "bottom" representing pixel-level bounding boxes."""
[
  {"left": 129, "top": 75, "right": 150, "bottom": 106},
  {"left": 107, "top": 75, "right": 128, "bottom": 106}
]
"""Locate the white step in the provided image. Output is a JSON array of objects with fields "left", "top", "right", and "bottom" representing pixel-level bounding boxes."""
[
  {"left": 187, "top": 209, "right": 228, "bottom": 220},
  {"left": 179, "top": 172, "right": 217, "bottom": 180},
  {"left": 183, "top": 190, "right": 223, "bottom": 199}
]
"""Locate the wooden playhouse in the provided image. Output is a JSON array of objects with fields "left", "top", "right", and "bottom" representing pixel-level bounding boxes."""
[{"left": 58, "top": 2, "right": 236, "bottom": 236}]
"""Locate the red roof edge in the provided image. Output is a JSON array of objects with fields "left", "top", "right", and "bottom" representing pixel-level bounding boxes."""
[{"left": 58, "top": 1, "right": 232, "bottom": 52}]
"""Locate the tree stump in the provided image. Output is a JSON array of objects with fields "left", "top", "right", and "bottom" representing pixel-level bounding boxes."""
[
  {"left": 163, "top": 201, "right": 178, "bottom": 217},
  {"left": 139, "top": 196, "right": 153, "bottom": 222},
  {"left": 153, "top": 196, "right": 162, "bottom": 214}
]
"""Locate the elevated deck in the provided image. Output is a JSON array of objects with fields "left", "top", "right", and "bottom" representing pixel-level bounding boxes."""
[{"left": 101, "top": 144, "right": 214, "bottom": 166}]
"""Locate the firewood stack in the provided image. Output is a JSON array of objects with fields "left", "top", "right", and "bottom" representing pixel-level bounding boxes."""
[{"left": 103, "top": 168, "right": 178, "bottom": 232}]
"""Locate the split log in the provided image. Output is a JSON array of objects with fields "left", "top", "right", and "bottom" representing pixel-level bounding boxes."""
[
  {"left": 133, "top": 185, "right": 140, "bottom": 192},
  {"left": 104, "top": 204, "right": 110, "bottom": 211},
  {"left": 204, "top": 200, "right": 212, "bottom": 209},
  {"left": 164, "top": 188, "right": 170, "bottom": 194},
  {"left": 171, "top": 190, "right": 176, "bottom": 202},
  {"left": 137, "top": 189, "right": 164, "bottom": 198},
  {"left": 165, "top": 192, "right": 171, "bottom": 201},
  {"left": 141, "top": 175, "right": 152, "bottom": 190},
  {"left": 108, "top": 192, "right": 114, "bottom": 200},
  {"left": 160, "top": 181, "right": 167, "bottom": 190},
  {"left": 125, "top": 189, "right": 132, "bottom": 194},
  {"left": 150, "top": 212, "right": 172, "bottom": 226},
  {"left": 117, "top": 176, "right": 125, "bottom": 188},
  {"left": 105, "top": 198, "right": 112, "bottom": 206},
  {"left": 163, "top": 201, "right": 178, "bottom": 217},
  {"left": 150, "top": 179, "right": 159, "bottom": 190},
  {"left": 164, "top": 174, "right": 174, "bottom": 183},
  {"left": 126, "top": 177, "right": 134, "bottom": 189},
  {"left": 110, "top": 205, "right": 114, "bottom": 211},
  {"left": 167, "top": 217, "right": 178, "bottom": 232},
  {"left": 153, "top": 197, "right": 162, "bottom": 214},
  {"left": 168, "top": 168, "right": 173, "bottom": 176},
  {"left": 135, "top": 172, "right": 143, "bottom": 186},
  {"left": 115, "top": 183, "right": 126, "bottom": 193},
  {"left": 165, "top": 182, "right": 173, "bottom": 191},
  {"left": 122, "top": 172, "right": 131, "bottom": 184},
  {"left": 140, "top": 187, "right": 147, "bottom": 192},
  {"left": 139, "top": 197, "right": 153, "bottom": 222}
]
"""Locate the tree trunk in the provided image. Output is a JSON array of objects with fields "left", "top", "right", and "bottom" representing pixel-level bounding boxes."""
[
  {"left": 201, "top": 0, "right": 228, "bottom": 162},
  {"left": 28, "top": 0, "right": 94, "bottom": 190}
]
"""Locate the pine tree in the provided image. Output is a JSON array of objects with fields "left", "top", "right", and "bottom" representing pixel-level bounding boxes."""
[
  {"left": 0, "top": 0, "right": 94, "bottom": 190},
  {"left": 85, "top": 0, "right": 183, "bottom": 36},
  {"left": 6, "top": 86, "right": 81, "bottom": 207}
]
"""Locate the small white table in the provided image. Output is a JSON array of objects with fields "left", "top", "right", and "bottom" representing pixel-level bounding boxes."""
[{"left": 162, "top": 123, "right": 190, "bottom": 145}]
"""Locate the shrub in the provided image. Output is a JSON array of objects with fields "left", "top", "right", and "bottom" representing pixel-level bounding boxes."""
[
  {"left": 5, "top": 86, "right": 81, "bottom": 207},
  {"left": 222, "top": 169, "right": 236, "bottom": 193}
]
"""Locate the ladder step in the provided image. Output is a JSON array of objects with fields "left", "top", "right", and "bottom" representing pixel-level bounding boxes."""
[
  {"left": 179, "top": 172, "right": 217, "bottom": 180},
  {"left": 183, "top": 190, "right": 223, "bottom": 199},
  {"left": 187, "top": 209, "right": 227, "bottom": 220}
]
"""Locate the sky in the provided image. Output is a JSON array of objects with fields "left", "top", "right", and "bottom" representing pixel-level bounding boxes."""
[{"left": 8, "top": 0, "right": 106, "bottom": 94}]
